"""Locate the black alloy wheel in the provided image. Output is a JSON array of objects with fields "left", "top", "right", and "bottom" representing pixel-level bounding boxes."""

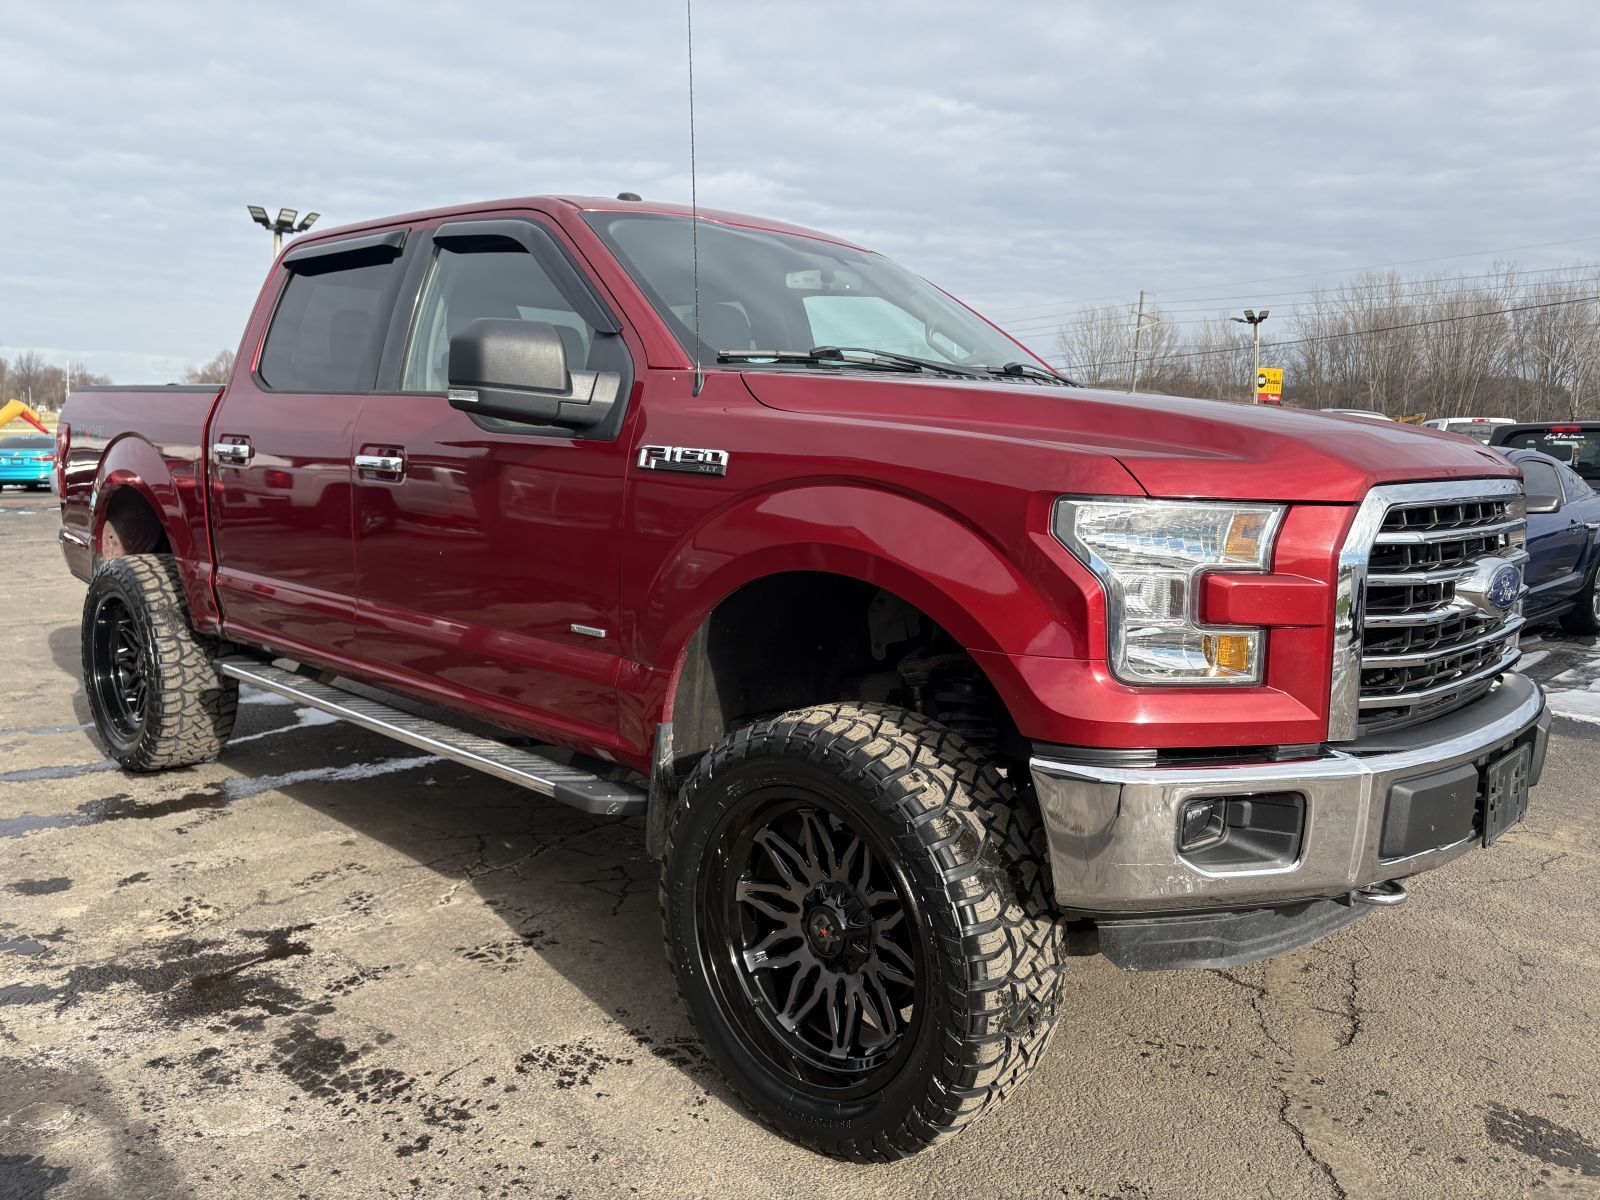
[
  {"left": 701, "top": 793, "right": 923, "bottom": 1099},
  {"left": 88, "top": 593, "right": 149, "bottom": 746},
  {"left": 80, "top": 554, "right": 238, "bottom": 770},
  {"left": 661, "top": 703, "right": 1064, "bottom": 1160}
]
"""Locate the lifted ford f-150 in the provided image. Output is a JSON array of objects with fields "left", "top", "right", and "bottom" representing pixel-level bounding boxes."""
[{"left": 58, "top": 195, "right": 1549, "bottom": 1159}]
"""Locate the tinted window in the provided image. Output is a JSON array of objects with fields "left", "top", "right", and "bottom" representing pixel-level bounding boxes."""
[
  {"left": 1501, "top": 429, "right": 1600, "bottom": 481},
  {"left": 258, "top": 255, "right": 401, "bottom": 392},
  {"left": 1520, "top": 460, "right": 1564, "bottom": 510},
  {"left": 1557, "top": 462, "right": 1595, "bottom": 500},
  {"left": 403, "top": 246, "right": 595, "bottom": 392}
]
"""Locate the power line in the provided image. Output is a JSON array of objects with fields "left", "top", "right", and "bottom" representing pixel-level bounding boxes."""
[
  {"left": 1007, "top": 278, "right": 1600, "bottom": 338},
  {"left": 1047, "top": 293, "right": 1600, "bottom": 375},
  {"left": 980, "top": 234, "right": 1600, "bottom": 321},
  {"left": 996, "top": 263, "right": 1600, "bottom": 334}
]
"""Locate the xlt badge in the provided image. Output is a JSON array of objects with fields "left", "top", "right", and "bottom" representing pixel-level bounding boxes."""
[{"left": 638, "top": 445, "right": 729, "bottom": 476}]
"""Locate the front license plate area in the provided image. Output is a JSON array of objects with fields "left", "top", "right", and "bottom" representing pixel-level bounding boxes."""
[{"left": 1482, "top": 744, "right": 1532, "bottom": 846}]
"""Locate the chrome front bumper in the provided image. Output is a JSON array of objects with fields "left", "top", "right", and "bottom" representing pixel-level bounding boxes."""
[{"left": 1031, "top": 674, "right": 1550, "bottom": 912}]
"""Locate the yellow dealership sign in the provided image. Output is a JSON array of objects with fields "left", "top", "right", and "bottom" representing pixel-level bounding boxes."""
[{"left": 1255, "top": 368, "right": 1283, "bottom": 405}]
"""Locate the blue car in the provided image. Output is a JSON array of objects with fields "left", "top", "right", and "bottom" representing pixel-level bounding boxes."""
[
  {"left": 1505, "top": 447, "right": 1600, "bottom": 633},
  {"left": 0, "top": 433, "right": 55, "bottom": 490}
]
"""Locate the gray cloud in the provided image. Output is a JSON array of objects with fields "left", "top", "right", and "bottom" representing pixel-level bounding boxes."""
[{"left": 1, "top": 0, "right": 1595, "bottom": 380}]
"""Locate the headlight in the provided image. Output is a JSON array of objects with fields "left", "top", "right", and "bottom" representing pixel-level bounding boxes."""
[{"left": 1053, "top": 497, "right": 1286, "bottom": 685}]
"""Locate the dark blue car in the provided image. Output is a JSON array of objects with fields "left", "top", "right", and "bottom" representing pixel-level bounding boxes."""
[{"left": 1505, "top": 448, "right": 1600, "bottom": 633}]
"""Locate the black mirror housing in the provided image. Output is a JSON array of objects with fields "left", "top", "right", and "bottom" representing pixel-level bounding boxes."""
[{"left": 446, "top": 318, "right": 620, "bottom": 430}]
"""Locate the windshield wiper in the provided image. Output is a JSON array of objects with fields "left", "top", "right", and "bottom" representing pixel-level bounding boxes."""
[
  {"left": 714, "top": 346, "right": 989, "bottom": 380},
  {"left": 987, "top": 361, "right": 1077, "bottom": 386},
  {"left": 810, "top": 346, "right": 987, "bottom": 379},
  {"left": 714, "top": 348, "right": 922, "bottom": 373}
]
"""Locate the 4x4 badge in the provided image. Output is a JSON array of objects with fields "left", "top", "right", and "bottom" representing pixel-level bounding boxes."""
[{"left": 637, "top": 445, "right": 729, "bottom": 476}]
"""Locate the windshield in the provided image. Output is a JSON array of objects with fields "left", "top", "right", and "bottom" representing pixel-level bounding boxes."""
[
  {"left": 585, "top": 212, "right": 1038, "bottom": 371},
  {"left": 1438, "top": 422, "right": 1499, "bottom": 444}
]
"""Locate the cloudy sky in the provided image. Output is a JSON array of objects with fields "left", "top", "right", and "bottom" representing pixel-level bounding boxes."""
[{"left": 2, "top": 1, "right": 1597, "bottom": 382}]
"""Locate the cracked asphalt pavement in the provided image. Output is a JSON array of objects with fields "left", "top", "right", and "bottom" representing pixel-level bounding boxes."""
[{"left": 4, "top": 488, "right": 1600, "bottom": 1199}]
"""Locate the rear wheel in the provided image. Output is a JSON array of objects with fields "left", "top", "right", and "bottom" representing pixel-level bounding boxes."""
[
  {"left": 661, "top": 703, "right": 1062, "bottom": 1160},
  {"left": 82, "top": 554, "right": 238, "bottom": 770},
  {"left": 1558, "top": 561, "right": 1600, "bottom": 635}
]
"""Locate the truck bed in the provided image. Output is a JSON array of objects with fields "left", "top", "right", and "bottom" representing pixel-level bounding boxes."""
[{"left": 57, "top": 383, "right": 224, "bottom": 603}]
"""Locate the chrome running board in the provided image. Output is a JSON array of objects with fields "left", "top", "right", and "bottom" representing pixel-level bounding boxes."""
[{"left": 217, "top": 658, "right": 647, "bottom": 817}]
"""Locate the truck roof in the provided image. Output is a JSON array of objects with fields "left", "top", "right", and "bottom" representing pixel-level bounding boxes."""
[{"left": 291, "top": 194, "right": 867, "bottom": 253}]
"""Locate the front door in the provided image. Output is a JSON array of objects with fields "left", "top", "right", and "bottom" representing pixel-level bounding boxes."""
[
  {"left": 1521, "top": 458, "right": 1585, "bottom": 603},
  {"left": 351, "top": 215, "right": 635, "bottom": 755},
  {"left": 210, "top": 231, "right": 410, "bottom": 664}
]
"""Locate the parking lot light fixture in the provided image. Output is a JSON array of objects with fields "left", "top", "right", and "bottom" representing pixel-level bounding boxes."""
[
  {"left": 1230, "top": 309, "right": 1271, "bottom": 404},
  {"left": 249, "top": 204, "right": 320, "bottom": 258}
]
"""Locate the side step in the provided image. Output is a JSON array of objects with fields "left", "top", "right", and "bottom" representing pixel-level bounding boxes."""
[{"left": 217, "top": 658, "right": 648, "bottom": 817}]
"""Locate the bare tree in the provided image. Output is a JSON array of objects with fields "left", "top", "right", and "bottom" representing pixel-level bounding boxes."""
[
  {"left": 1057, "top": 306, "right": 1134, "bottom": 387},
  {"left": 1051, "top": 259, "right": 1600, "bottom": 420},
  {"left": 7, "top": 351, "right": 54, "bottom": 410},
  {"left": 184, "top": 349, "right": 236, "bottom": 385}
]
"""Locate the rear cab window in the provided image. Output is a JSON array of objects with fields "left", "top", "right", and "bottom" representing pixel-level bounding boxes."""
[
  {"left": 258, "top": 237, "right": 407, "bottom": 392},
  {"left": 1500, "top": 427, "right": 1600, "bottom": 483}
]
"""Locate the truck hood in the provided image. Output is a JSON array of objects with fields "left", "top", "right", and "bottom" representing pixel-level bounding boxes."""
[{"left": 743, "top": 373, "right": 1517, "bottom": 502}]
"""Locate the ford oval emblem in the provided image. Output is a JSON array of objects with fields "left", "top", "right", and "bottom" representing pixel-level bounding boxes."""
[{"left": 1486, "top": 563, "right": 1522, "bottom": 612}]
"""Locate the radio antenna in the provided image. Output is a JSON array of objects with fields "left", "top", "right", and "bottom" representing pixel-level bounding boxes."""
[{"left": 686, "top": 0, "right": 704, "bottom": 396}]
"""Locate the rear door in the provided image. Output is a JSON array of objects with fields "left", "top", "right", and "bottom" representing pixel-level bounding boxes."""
[
  {"left": 349, "top": 212, "right": 637, "bottom": 753},
  {"left": 209, "top": 230, "right": 410, "bottom": 663}
]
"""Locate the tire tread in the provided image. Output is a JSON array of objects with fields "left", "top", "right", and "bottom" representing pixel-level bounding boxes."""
[
  {"left": 660, "top": 701, "right": 1063, "bottom": 1161},
  {"left": 82, "top": 554, "right": 237, "bottom": 771}
]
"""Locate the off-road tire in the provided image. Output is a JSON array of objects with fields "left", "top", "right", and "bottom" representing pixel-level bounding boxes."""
[
  {"left": 1558, "top": 560, "right": 1600, "bottom": 634},
  {"left": 81, "top": 553, "right": 238, "bottom": 770},
  {"left": 660, "top": 702, "right": 1063, "bottom": 1160}
]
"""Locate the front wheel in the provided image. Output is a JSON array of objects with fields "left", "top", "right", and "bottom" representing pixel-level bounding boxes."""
[
  {"left": 82, "top": 554, "right": 238, "bottom": 770},
  {"left": 1559, "top": 559, "right": 1600, "bottom": 635},
  {"left": 660, "top": 703, "right": 1063, "bottom": 1160}
]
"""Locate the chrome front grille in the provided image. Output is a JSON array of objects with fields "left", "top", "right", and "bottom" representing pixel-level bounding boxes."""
[{"left": 1329, "top": 479, "right": 1527, "bottom": 740}]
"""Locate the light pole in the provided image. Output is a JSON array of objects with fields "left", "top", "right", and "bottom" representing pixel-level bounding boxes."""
[
  {"left": 248, "top": 205, "right": 320, "bottom": 258},
  {"left": 1230, "top": 309, "right": 1269, "bottom": 404},
  {"left": 1128, "top": 289, "right": 1159, "bottom": 393}
]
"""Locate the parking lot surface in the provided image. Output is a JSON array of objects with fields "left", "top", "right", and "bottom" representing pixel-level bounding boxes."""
[{"left": 3, "top": 487, "right": 1600, "bottom": 1199}]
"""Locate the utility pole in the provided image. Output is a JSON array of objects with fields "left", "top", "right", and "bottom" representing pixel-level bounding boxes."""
[
  {"left": 1230, "top": 309, "right": 1270, "bottom": 403},
  {"left": 248, "top": 206, "right": 321, "bottom": 257},
  {"left": 1129, "top": 290, "right": 1159, "bottom": 393}
]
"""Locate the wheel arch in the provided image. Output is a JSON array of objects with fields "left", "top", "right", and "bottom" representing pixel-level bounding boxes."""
[
  {"left": 636, "top": 482, "right": 1087, "bottom": 674},
  {"left": 91, "top": 435, "right": 217, "bottom": 632},
  {"left": 646, "top": 562, "right": 1045, "bottom": 858}
]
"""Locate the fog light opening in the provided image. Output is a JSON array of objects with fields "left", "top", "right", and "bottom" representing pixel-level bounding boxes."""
[{"left": 1179, "top": 798, "right": 1227, "bottom": 852}]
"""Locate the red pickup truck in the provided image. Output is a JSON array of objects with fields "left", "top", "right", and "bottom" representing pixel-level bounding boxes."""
[{"left": 58, "top": 195, "right": 1549, "bottom": 1159}]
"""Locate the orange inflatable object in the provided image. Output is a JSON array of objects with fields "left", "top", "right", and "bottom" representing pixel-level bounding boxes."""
[{"left": 0, "top": 400, "right": 50, "bottom": 434}]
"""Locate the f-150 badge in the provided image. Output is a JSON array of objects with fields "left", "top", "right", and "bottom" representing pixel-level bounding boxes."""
[{"left": 637, "top": 445, "right": 729, "bottom": 476}]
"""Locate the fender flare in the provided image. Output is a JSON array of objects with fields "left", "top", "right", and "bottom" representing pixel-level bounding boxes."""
[
  {"left": 91, "top": 435, "right": 217, "bottom": 629},
  {"left": 636, "top": 483, "right": 1096, "bottom": 856},
  {"left": 639, "top": 481, "right": 1091, "bottom": 693}
]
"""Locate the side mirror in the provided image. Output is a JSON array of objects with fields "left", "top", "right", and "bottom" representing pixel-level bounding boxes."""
[
  {"left": 1526, "top": 492, "right": 1562, "bottom": 514},
  {"left": 446, "top": 318, "right": 619, "bottom": 430}
]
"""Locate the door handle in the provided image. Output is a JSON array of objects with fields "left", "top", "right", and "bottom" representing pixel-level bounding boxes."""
[
  {"left": 355, "top": 453, "right": 405, "bottom": 480},
  {"left": 212, "top": 440, "right": 253, "bottom": 466}
]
